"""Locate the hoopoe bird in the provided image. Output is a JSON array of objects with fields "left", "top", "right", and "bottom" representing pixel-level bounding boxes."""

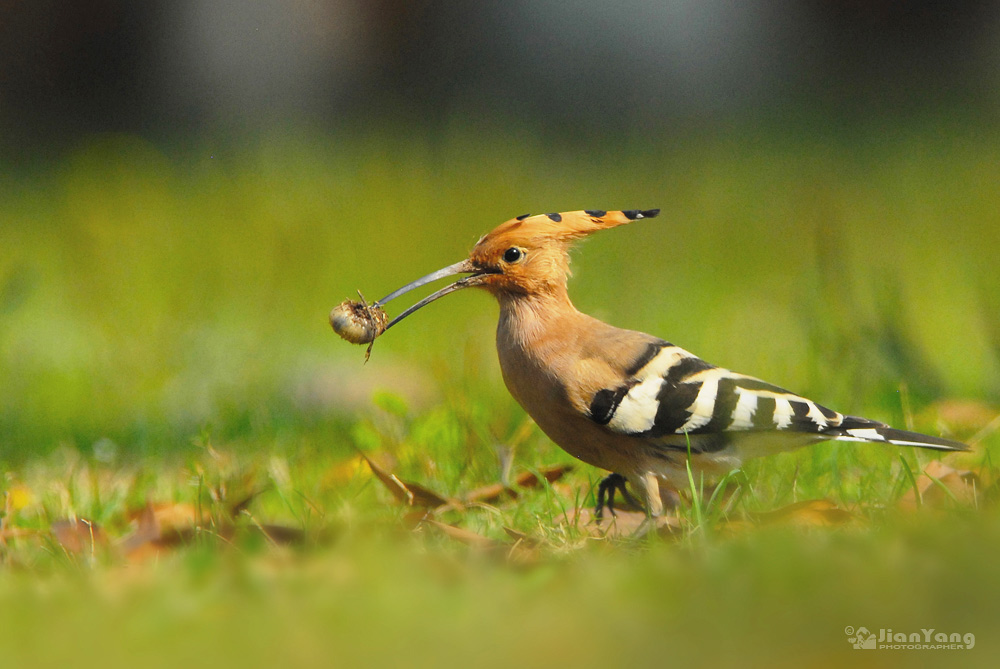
[{"left": 339, "top": 210, "right": 967, "bottom": 517}]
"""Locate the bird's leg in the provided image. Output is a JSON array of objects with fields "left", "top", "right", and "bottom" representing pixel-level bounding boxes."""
[
  {"left": 595, "top": 473, "right": 622, "bottom": 521},
  {"left": 631, "top": 472, "right": 664, "bottom": 518},
  {"left": 595, "top": 472, "right": 643, "bottom": 522}
]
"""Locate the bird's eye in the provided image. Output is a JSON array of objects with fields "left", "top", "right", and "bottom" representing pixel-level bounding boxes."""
[{"left": 503, "top": 247, "right": 524, "bottom": 263}]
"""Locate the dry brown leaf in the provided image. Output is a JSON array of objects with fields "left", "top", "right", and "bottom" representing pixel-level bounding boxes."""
[
  {"left": 51, "top": 519, "right": 106, "bottom": 555},
  {"left": 899, "top": 460, "right": 980, "bottom": 511},
  {"left": 228, "top": 488, "right": 269, "bottom": 518},
  {"left": 121, "top": 505, "right": 164, "bottom": 561},
  {"left": 0, "top": 528, "right": 38, "bottom": 541},
  {"left": 922, "top": 399, "right": 999, "bottom": 441},
  {"left": 359, "top": 451, "right": 455, "bottom": 508},
  {"left": 397, "top": 479, "right": 453, "bottom": 509},
  {"left": 502, "top": 526, "right": 539, "bottom": 546},
  {"left": 128, "top": 502, "right": 162, "bottom": 544},
  {"left": 360, "top": 452, "right": 417, "bottom": 504},
  {"left": 714, "top": 518, "right": 756, "bottom": 537},
  {"left": 463, "top": 464, "right": 574, "bottom": 505},
  {"left": 252, "top": 523, "right": 306, "bottom": 545},
  {"left": 124, "top": 501, "right": 205, "bottom": 545},
  {"left": 420, "top": 518, "right": 499, "bottom": 549},
  {"left": 121, "top": 502, "right": 196, "bottom": 559},
  {"left": 401, "top": 509, "right": 433, "bottom": 530},
  {"left": 751, "top": 499, "right": 855, "bottom": 528},
  {"left": 513, "top": 464, "right": 574, "bottom": 488},
  {"left": 462, "top": 482, "right": 515, "bottom": 505},
  {"left": 141, "top": 502, "right": 202, "bottom": 532},
  {"left": 122, "top": 501, "right": 306, "bottom": 560},
  {"left": 419, "top": 520, "right": 539, "bottom": 564},
  {"left": 500, "top": 527, "right": 547, "bottom": 566}
]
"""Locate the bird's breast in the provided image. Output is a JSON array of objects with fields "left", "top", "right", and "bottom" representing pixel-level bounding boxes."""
[
  {"left": 495, "top": 329, "right": 634, "bottom": 473},
  {"left": 496, "top": 337, "right": 563, "bottom": 421}
]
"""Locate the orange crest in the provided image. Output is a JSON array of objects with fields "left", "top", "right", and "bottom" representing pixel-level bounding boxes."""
[{"left": 469, "top": 209, "right": 659, "bottom": 295}]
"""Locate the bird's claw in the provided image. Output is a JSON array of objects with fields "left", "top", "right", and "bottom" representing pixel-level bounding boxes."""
[{"left": 595, "top": 472, "right": 643, "bottom": 522}]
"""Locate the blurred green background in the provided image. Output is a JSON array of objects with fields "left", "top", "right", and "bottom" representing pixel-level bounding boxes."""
[
  {"left": 3, "top": 2, "right": 1000, "bottom": 462},
  {"left": 3, "top": 3, "right": 1000, "bottom": 667},
  {"left": 3, "top": 125, "right": 999, "bottom": 461}
]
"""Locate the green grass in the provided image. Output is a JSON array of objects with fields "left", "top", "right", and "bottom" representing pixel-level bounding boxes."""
[{"left": 2, "top": 120, "right": 1000, "bottom": 666}]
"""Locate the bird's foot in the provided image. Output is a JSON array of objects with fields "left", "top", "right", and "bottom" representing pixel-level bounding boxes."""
[{"left": 595, "top": 473, "right": 643, "bottom": 522}]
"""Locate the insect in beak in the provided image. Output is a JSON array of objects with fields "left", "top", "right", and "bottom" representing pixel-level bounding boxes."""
[{"left": 330, "top": 258, "right": 496, "bottom": 358}]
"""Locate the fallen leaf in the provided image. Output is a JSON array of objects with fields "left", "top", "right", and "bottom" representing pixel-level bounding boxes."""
[
  {"left": 502, "top": 526, "right": 540, "bottom": 547},
  {"left": 144, "top": 502, "right": 201, "bottom": 532},
  {"left": 922, "top": 399, "right": 998, "bottom": 441},
  {"left": 401, "top": 509, "right": 433, "bottom": 530},
  {"left": 129, "top": 502, "right": 163, "bottom": 543},
  {"left": 229, "top": 488, "right": 268, "bottom": 517},
  {"left": 120, "top": 505, "right": 161, "bottom": 561},
  {"left": 360, "top": 452, "right": 417, "bottom": 505},
  {"left": 122, "top": 501, "right": 307, "bottom": 560},
  {"left": 899, "top": 460, "right": 979, "bottom": 511},
  {"left": 751, "top": 499, "right": 855, "bottom": 527},
  {"left": 0, "top": 528, "right": 39, "bottom": 541},
  {"left": 121, "top": 502, "right": 196, "bottom": 558},
  {"left": 51, "top": 519, "right": 106, "bottom": 555},
  {"left": 462, "top": 482, "right": 515, "bottom": 505},
  {"left": 513, "top": 464, "right": 574, "bottom": 489},
  {"left": 397, "top": 479, "right": 454, "bottom": 509},
  {"left": 252, "top": 523, "right": 306, "bottom": 545},
  {"left": 420, "top": 519, "right": 499, "bottom": 549},
  {"left": 418, "top": 520, "right": 540, "bottom": 564},
  {"left": 360, "top": 451, "right": 454, "bottom": 508},
  {"left": 463, "top": 464, "right": 574, "bottom": 505}
]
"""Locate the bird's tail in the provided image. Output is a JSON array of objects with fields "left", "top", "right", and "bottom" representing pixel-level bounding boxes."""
[{"left": 828, "top": 416, "right": 968, "bottom": 451}]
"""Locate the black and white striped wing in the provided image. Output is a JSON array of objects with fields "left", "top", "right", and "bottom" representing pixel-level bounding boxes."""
[{"left": 586, "top": 341, "right": 966, "bottom": 452}]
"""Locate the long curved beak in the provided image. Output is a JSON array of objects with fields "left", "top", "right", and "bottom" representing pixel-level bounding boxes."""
[{"left": 376, "top": 259, "right": 490, "bottom": 333}]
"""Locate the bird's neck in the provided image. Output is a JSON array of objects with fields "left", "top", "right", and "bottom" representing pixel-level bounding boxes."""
[{"left": 496, "top": 287, "right": 583, "bottom": 356}]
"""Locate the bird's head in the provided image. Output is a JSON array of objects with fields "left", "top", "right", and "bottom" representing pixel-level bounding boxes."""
[{"left": 375, "top": 209, "right": 658, "bottom": 332}]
